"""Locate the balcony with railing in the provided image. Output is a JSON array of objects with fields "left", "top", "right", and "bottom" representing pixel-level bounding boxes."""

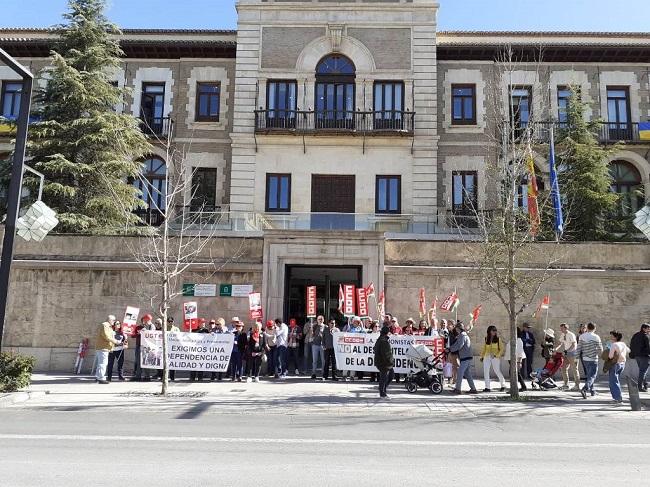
[
  {"left": 526, "top": 121, "right": 649, "bottom": 144},
  {"left": 139, "top": 116, "right": 173, "bottom": 138},
  {"left": 156, "top": 209, "right": 495, "bottom": 237},
  {"left": 254, "top": 109, "right": 415, "bottom": 136}
]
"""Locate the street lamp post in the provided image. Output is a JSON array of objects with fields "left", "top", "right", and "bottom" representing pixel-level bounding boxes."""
[{"left": 0, "top": 49, "right": 33, "bottom": 350}]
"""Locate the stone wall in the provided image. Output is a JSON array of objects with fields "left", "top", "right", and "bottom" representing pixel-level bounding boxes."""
[
  {"left": 2, "top": 232, "right": 649, "bottom": 372},
  {"left": 384, "top": 240, "right": 650, "bottom": 369},
  {"left": 2, "top": 233, "right": 263, "bottom": 372}
]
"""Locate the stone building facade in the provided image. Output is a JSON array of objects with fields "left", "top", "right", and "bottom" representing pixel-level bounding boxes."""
[{"left": 1, "top": 0, "right": 650, "bottom": 370}]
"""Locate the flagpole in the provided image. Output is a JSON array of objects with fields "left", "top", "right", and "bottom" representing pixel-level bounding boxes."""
[
  {"left": 454, "top": 286, "right": 458, "bottom": 322},
  {"left": 544, "top": 294, "right": 550, "bottom": 331}
]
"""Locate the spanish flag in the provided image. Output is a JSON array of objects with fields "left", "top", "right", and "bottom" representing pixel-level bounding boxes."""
[
  {"left": 527, "top": 153, "right": 541, "bottom": 236},
  {"left": 639, "top": 122, "right": 650, "bottom": 141}
]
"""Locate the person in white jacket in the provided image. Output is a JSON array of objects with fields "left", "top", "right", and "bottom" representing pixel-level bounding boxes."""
[{"left": 505, "top": 327, "right": 528, "bottom": 391}]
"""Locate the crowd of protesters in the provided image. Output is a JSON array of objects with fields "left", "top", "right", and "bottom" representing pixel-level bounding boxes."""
[{"left": 93, "top": 311, "right": 650, "bottom": 404}]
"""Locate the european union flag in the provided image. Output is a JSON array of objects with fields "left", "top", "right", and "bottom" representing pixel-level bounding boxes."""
[{"left": 549, "top": 127, "right": 564, "bottom": 237}]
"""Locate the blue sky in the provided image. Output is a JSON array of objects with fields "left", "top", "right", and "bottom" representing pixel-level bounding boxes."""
[{"left": 3, "top": 0, "right": 650, "bottom": 32}]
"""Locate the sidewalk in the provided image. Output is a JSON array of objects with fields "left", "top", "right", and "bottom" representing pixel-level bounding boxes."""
[{"left": 3, "top": 373, "right": 648, "bottom": 418}]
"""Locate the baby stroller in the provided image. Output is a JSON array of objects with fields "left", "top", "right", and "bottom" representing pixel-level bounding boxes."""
[
  {"left": 403, "top": 344, "right": 445, "bottom": 394},
  {"left": 530, "top": 352, "right": 564, "bottom": 390}
]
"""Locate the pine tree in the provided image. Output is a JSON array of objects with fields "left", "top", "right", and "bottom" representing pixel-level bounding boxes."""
[
  {"left": 27, "top": 0, "right": 151, "bottom": 233},
  {"left": 554, "top": 86, "right": 618, "bottom": 241}
]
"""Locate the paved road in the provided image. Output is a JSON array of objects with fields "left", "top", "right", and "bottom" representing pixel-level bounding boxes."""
[{"left": 1, "top": 406, "right": 649, "bottom": 486}]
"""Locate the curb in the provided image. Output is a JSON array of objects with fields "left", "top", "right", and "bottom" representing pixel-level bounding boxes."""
[{"left": 0, "top": 390, "right": 45, "bottom": 408}]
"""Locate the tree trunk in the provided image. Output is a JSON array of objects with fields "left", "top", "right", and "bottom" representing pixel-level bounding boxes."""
[
  {"left": 161, "top": 277, "right": 169, "bottom": 396},
  {"left": 507, "top": 242, "right": 519, "bottom": 400}
]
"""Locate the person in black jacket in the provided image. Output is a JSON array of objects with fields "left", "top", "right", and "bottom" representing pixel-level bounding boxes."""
[
  {"left": 231, "top": 321, "right": 247, "bottom": 382},
  {"left": 521, "top": 323, "right": 536, "bottom": 379},
  {"left": 246, "top": 322, "right": 265, "bottom": 382},
  {"left": 630, "top": 323, "right": 650, "bottom": 392},
  {"left": 373, "top": 326, "right": 394, "bottom": 398}
]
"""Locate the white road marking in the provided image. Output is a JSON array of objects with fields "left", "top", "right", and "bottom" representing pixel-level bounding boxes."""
[{"left": 1, "top": 434, "right": 649, "bottom": 449}]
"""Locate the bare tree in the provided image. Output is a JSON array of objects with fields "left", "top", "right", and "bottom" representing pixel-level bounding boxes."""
[
  {"left": 451, "top": 46, "right": 565, "bottom": 399},
  {"left": 106, "top": 122, "right": 246, "bottom": 395}
]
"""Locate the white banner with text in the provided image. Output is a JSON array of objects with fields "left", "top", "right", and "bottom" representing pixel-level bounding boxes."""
[
  {"left": 333, "top": 333, "right": 445, "bottom": 374},
  {"left": 140, "top": 330, "right": 235, "bottom": 372}
]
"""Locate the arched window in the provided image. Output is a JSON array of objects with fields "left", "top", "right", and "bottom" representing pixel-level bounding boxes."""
[
  {"left": 315, "top": 54, "right": 356, "bottom": 129},
  {"left": 610, "top": 160, "right": 644, "bottom": 216},
  {"left": 133, "top": 156, "right": 166, "bottom": 225}
]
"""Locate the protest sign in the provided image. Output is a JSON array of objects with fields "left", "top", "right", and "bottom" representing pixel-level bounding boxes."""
[
  {"left": 333, "top": 333, "right": 445, "bottom": 374},
  {"left": 357, "top": 287, "right": 368, "bottom": 317},
  {"left": 183, "top": 301, "right": 199, "bottom": 331},
  {"left": 306, "top": 286, "right": 317, "bottom": 318},
  {"left": 122, "top": 306, "right": 139, "bottom": 336},
  {"left": 140, "top": 330, "right": 235, "bottom": 372},
  {"left": 341, "top": 284, "right": 356, "bottom": 317},
  {"left": 249, "top": 292, "right": 263, "bottom": 320}
]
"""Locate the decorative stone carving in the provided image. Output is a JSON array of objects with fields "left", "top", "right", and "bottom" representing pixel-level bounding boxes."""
[{"left": 329, "top": 25, "right": 344, "bottom": 52}]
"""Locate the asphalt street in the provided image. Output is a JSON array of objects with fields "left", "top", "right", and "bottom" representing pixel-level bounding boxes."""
[{"left": 1, "top": 405, "right": 649, "bottom": 487}]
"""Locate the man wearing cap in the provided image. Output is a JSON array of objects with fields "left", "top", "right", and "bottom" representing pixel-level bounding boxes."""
[
  {"left": 231, "top": 320, "right": 247, "bottom": 382},
  {"left": 374, "top": 326, "right": 394, "bottom": 398},
  {"left": 521, "top": 323, "right": 536, "bottom": 379},
  {"left": 629, "top": 323, "right": 650, "bottom": 392},
  {"left": 556, "top": 323, "right": 580, "bottom": 391},
  {"left": 95, "top": 318, "right": 123, "bottom": 384},
  {"left": 229, "top": 317, "right": 241, "bottom": 333}
]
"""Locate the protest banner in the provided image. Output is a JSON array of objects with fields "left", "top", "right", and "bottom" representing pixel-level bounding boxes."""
[
  {"left": 333, "top": 333, "right": 445, "bottom": 374},
  {"left": 249, "top": 292, "right": 263, "bottom": 320},
  {"left": 306, "top": 286, "right": 317, "bottom": 318},
  {"left": 122, "top": 306, "right": 139, "bottom": 336},
  {"left": 357, "top": 287, "right": 369, "bottom": 317},
  {"left": 140, "top": 330, "right": 235, "bottom": 372}
]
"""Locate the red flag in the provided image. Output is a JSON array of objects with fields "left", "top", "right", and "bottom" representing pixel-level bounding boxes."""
[
  {"left": 366, "top": 282, "right": 376, "bottom": 298},
  {"left": 418, "top": 288, "right": 426, "bottom": 318},
  {"left": 533, "top": 295, "right": 550, "bottom": 318},
  {"left": 469, "top": 305, "right": 482, "bottom": 326},
  {"left": 440, "top": 292, "right": 459, "bottom": 312},
  {"left": 377, "top": 290, "right": 385, "bottom": 318},
  {"left": 429, "top": 296, "right": 438, "bottom": 321},
  {"left": 338, "top": 284, "right": 344, "bottom": 314}
]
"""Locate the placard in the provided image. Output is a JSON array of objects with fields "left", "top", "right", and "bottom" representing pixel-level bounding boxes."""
[
  {"left": 183, "top": 301, "right": 198, "bottom": 331},
  {"left": 122, "top": 306, "right": 140, "bottom": 337},
  {"left": 306, "top": 286, "right": 317, "bottom": 318},
  {"left": 357, "top": 287, "right": 368, "bottom": 317},
  {"left": 342, "top": 284, "right": 356, "bottom": 317},
  {"left": 249, "top": 292, "right": 263, "bottom": 320}
]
